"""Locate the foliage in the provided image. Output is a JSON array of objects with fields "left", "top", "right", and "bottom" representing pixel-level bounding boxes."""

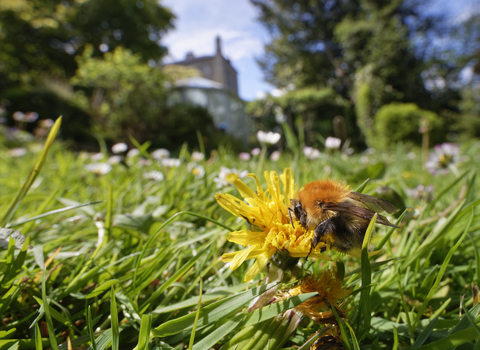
[
  {"left": 0, "top": 0, "right": 174, "bottom": 144},
  {"left": 71, "top": 46, "right": 169, "bottom": 142},
  {"left": 1, "top": 127, "right": 480, "bottom": 349},
  {"left": 249, "top": 0, "right": 477, "bottom": 145},
  {"left": 374, "top": 102, "right": 443, "bottom": 148},
  {"left": 247, "top": 87, "right": 355, "bottom": 147}
]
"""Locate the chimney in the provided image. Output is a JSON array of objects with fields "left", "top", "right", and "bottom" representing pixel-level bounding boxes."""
[
  {"left": 216, "top": 36, "right": 222, "bottom": 56},
  {"left": 186, "top": 51, "right": 194, "bottom": 60}
]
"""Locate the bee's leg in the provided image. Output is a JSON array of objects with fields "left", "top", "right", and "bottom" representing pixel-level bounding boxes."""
[{"left": 307, "top": 218, "right": 335, "bottom": 259}]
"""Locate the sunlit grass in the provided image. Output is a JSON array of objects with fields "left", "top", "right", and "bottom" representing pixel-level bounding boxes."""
[{"left": 1, "top": 132, "right": 480, "bottom": 349}]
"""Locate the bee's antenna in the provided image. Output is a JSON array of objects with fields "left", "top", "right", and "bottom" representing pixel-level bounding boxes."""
[{"left": 287, "top": 207, "right": 295, "bottom": 229}]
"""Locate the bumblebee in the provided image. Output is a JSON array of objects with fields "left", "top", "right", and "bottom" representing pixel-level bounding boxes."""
[{"left": 289, "top": 180, "right": 398, "bottom": 255}]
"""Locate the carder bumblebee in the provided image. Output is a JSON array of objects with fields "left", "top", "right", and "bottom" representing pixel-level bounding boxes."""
[{"left": 289, "top": 179, "right": 398, "bottom": 256}]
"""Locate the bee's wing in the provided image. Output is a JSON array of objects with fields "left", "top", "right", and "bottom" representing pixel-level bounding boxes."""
[
  {"left": 325, "top": 202, "right": 399, "bottom": 228},
  {"left": 348, "top": 192, "right": 398, "bottom": 214}
]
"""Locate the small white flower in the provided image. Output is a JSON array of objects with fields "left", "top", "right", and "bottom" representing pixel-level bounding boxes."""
[
  {"left": 406, "top": 184, "right": 434, "bottom": 200},
  {"left": 85, "top": 163, "right": 112, "bottom": 175},
  {"left": 25, "top": 112, "right": 39, "bottom": 123},
  {"left": 108, "top": 155, "right": 122, "bottom": 164},
  {"left": 214, "top": 166, "right": 248, "bottom": 188},
  {"left": 325, "top": 137, "right": 341, "bottom": 150},
  {"left": 251, "top": 148, "right": 261, "bottom": 156},
  {"left": 13, "top": 111, "right": 25, "bottom": 122},
  {"left": 138, "top": 158, "right": 152, "bottom": 167},
  {"left": 270, "top": 150, "right": 281, "bottom": 161},
  {"left": 239, "top": 152, "right": 251, "bottom": 161},
  {"left": 90, "top": 152, "right": 104, "bottom": 162},
  {"left": 126, "top": 148, "right": 140, "bottom": 158},
  {"left": 425, "top": 143, "right": 460, "bottom": 175},
  {"left": 257, "top": 130, "right": 281, "bottom": 145},
  {"left": 345, "top": 148, "right": 354, "bottom": 155},
  {"left": 39, "top": 119, "right": 54, "bottom": 128},
  {"left": 191, "top": 151, "right": 204, "bottom": 162},
  {"left": 152, "top": 148, "right": 170, "bottom": 160},
  {"left": 8, "top": 147, "right": 27, "bottom": 157},
  {"left": 303, "top": 146, "right": 320, "bottom": 160},
  {"left": 143, "top": 170, "right": 164, "bottom": 181},
  {"left": 191, "top": 165, "right": 205, "bottom": 178},
  {"left": 111, "top": 142, "right": 128, "bottom": 154},
  {"left": 161, "top": 158, "right": 181, "bottom": 168}
]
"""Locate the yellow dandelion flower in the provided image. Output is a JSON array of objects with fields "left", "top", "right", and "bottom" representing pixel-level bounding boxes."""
[
  {"left": 216, "top": 168, "right": 331, "bottom": 282},
  {"left": 274, "top": 267, "right": 351, "bottom": 324}
]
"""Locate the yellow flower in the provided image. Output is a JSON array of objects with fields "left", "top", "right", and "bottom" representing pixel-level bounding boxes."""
[
  {"left": 216, "top": 168, "right": 331, "bottom": 282},
  {"left": 274, "top": 267, "right": 351, "bottom": 324}
]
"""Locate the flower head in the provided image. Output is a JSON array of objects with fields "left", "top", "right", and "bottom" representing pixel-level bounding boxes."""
[
  {"left": 188, "top": 163, "right": 205, "bottom": 178},
  {"left": 257, "top": 130, "right": 281, "bottom": 145},
  {"left": 85, "top": 163, "right": 112, "bottom": 175},
  {"left": 108, "top": 155, "right": 122, "bottom": 164},
  {"left": 143, "top": 170, "right": 164, "bottom": 182},
  {"left": 303, "top": 146, "right": 320, "bottom": 160},
  {"left": 325, "top": 137, "right": 341, "bottom": 150},
  {"left": 270, "top": 150, "right": 281, "bottom": 161},
  {"left": 90, "top": 152, "right": 104, "bottom": 162},
  {"left": 191, "top": 151, "right": 204, "bottom": 162},
  {"left": 216, "top": 168, "right": 331, "bottom": 282},
  {"left": 8, "top": 147, "right": 27, "bottom": 157},
  {"left": 126, "top": 148, "right": 140, "bottom": 158},
  {"left": 251, "top": 148, "right": 261, "bottom": 156},
  {"left": 152, "top": 148, "right": 170, "bottom": 160},
  {"left": 274, "top": 267, "right": 351, "bottom": 324},
  {"left": 239, "top": 152, "right": 251, "bottom": 161},
  {"left": 214, "top": 166, "right": 248, "bottom": 188},
  {"left": 112, "top": 142, "right": 128, "bottom": 154},
  {"left": 161, "top": 158, "right": 181, "bottom": 168},
  {"left": 425, "top": 143, "right": 460, "bottom": 175}
]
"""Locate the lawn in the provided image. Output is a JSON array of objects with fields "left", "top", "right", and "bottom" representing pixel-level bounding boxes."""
[{"left": 1, "top": 120, "right": 479, "bottom": 350}]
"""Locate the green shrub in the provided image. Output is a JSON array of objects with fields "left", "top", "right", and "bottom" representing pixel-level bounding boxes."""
[{"left": 374, "top": 102, "right": 443, "bottom": 148}]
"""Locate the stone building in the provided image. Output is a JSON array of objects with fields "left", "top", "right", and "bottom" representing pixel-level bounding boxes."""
[
  {"left": 170, "top": 36, "right": 238, "bottom": 95},
  {"left": 167, "top": 36, "right": 250, "bottom": 144}
]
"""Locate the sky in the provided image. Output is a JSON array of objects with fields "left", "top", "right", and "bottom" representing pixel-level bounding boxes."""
[
  {"left": 161, "top": 0, "right": 480, "bottom": 102},
  {"left": 161, "top": 0, "right": 273, "bottom": 101}
]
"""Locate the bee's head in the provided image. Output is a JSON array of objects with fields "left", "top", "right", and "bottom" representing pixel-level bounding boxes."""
[{"left": 289, "top": 199, "right": 307, "bottom": 228}]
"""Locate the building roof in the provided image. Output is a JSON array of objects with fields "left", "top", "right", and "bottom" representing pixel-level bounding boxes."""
[{"left": 175, "top": 76, "right": 224, "bottom": 89}]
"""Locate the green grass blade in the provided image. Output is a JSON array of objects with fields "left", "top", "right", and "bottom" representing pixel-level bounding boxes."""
[
  {"left": 359, "top": 213, "right": 377, "bottom": 338},
  {"left": 134, "top": 212, "right": 232, "bottom": 289},
  {"left": 104, "top": 184, "right": 113, "bottom": 245},
  {"left": 7, "top": 201, "right": 102, "bottom": 228},
  {"left": 354, "top": 178, "right": 370, "bottom": 193},
  {"left": 0, "top": 116, "right": 62, "bottom": 227},
  {"left": 415, "top": 327, "right": 478, "bottom": 350},
  {"left": 111, "top": 287, "right": 119, "bottom": 350},
  {"left": 42, "top": 267, "right": 58, "bottom": 350},
  {"left": 141, "top": 242, "right": 212, "bottom": 311},
  {"left": 189, "top": 277, "right": 203, "bottom": 350},
  {"left": 375, "top": 209, "right": 407, "bottom": 250},
  {"left": 331, "top": 303, "right": 352, "bottom": 350},
  {"left": 468, "top": 233, "right": 480, "bottom": 284},
  {"left": 152, "top": 282, "right": 278, "bottom": 337},
  {"left": 137, "top": 314, "right": 153, "bottom": 350},
  {"left": 87, "top": 305, "right": 98, "bottom": 350},
  {"left": 411, "top": 317, "right": 438, "bottom": 348},
  {"left": 243, "top": 292, "right": 317, "bottom": 327},
  {"left": 462, "top": 303, "right": 480, "bottom": 337},
  {"left": 192, "top": 314, "right": 244, "bottom": 350},
  {"left": 34, "top": 322, "right": 43, "bottom": 350},
  {"left": 414, "top": 208, "right": 474, "bottom": 327}
]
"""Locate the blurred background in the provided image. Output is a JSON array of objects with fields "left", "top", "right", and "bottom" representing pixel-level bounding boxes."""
[{"left": 0, "top": 0, "right": 479, "bottom": 153}]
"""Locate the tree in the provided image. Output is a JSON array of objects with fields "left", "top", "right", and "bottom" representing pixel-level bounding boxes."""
[
  {"left": 250, "top": 0, "right": 450, "bottom": 146},
  {"left": 0, "top": 0, "right": 174, "bottom": 140}
]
